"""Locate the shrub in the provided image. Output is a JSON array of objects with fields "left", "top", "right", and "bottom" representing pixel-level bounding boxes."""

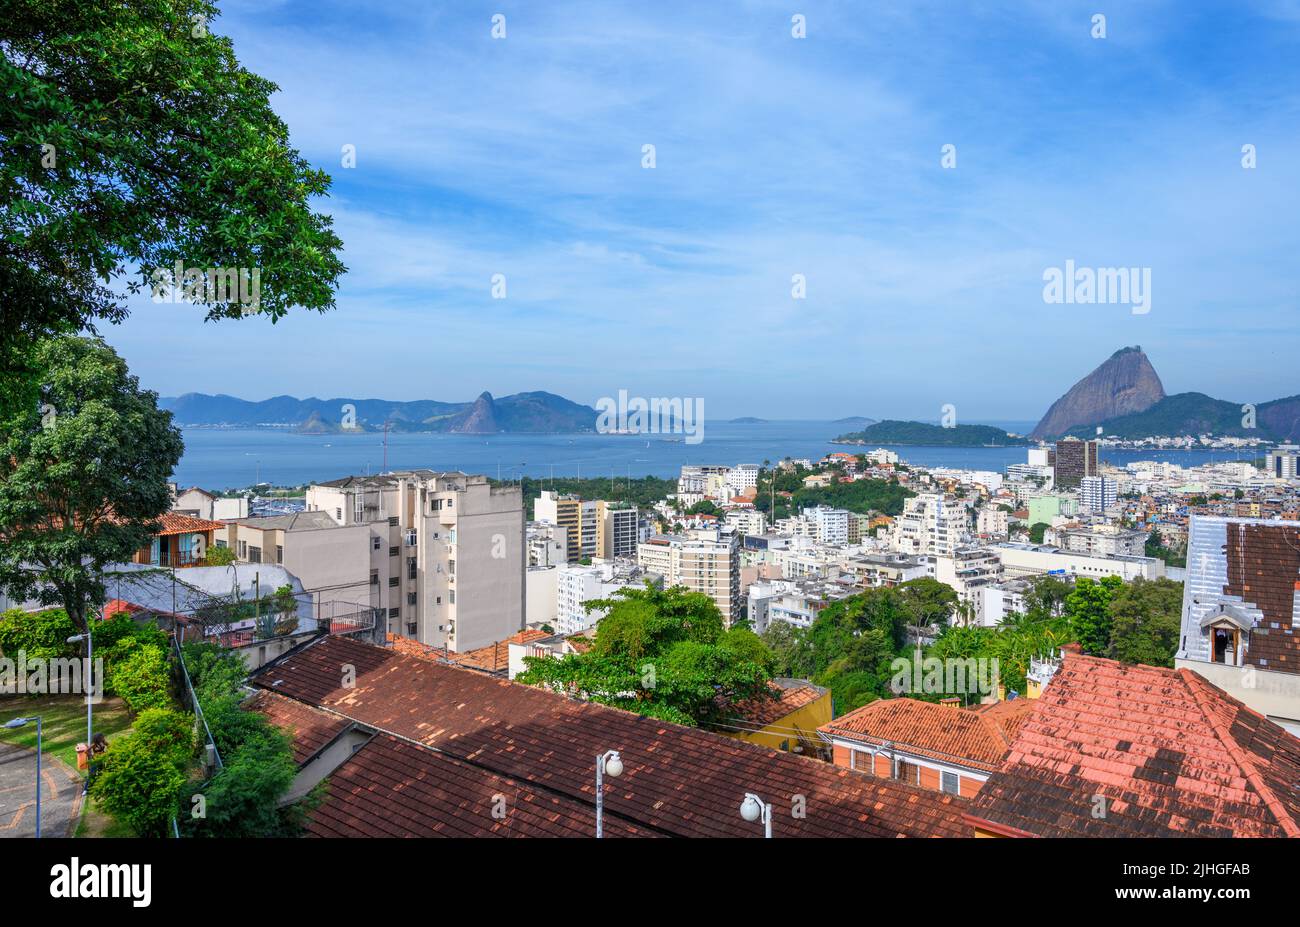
[
  {"left": 0, "top": 607, "right": 76, "bottom": 660},
  {"left": 91, "top": 708, "right": 193, "bottom": 837},
  {"left": 109, "top": 641, "right": 173, "bottom": 713}
]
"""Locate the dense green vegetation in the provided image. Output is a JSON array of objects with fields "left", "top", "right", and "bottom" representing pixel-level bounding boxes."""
[
  {"left": 1144, "top": 529, "right": 1186, "bottom": 568},
  {"left": 754, "top": 468, "right": 913, "bottom": 521},
  {"left": 517, "top": 584, "right": 776, "bottom": 727},
  {"left": 834, "top": 419, "right": 1028, "bottom": 446},
  {"left": 763, "top": 575, "right": 1185, "bottom": 712},
  {"left": 0, "top": 336, "right": 184, "bottom": 633}
]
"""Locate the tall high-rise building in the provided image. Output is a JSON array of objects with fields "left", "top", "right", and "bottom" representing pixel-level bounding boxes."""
[
  {"left": 596, "top": 504, "right": 639, "bottom": 559},
  {"left": 1078, "top": 475, "right": 1117, "bottom": 512},
  {"left": 1053, "top": 437, "right": 1098, "bottom": 489},
  {"left": 1266, "top": 444, "right": 1300, "bottom": 480},
  {"left": 306, "top": 470, "right": 524, "bottom": 652},
  {"left": 890, "top": 494, "right": 967, "bottom": 556},
  {"left": 637, "top": 528, "right": 741, "bottom": 624}
]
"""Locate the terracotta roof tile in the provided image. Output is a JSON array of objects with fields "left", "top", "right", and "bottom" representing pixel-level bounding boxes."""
[
  {"left": 254, "top": 636, "right": 970, "bottom": 838},
  {"left": 154, "top": 512, "right": 225, "bottom": 536},
  {"left": 820, "top": 697, "right": 1031, "bottom": 772},
  {"left": 967, "top": 653, "right": 1300, "bottom": 838},
  {"left": 247, "top": 690, "right": 352, "bottom": 765}
]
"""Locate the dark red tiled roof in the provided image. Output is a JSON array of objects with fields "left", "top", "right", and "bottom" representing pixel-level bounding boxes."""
[
  {"left": 1224, "top": 521, "right": 1300, "bottom": 675},
  {"left": 154, "top": 512, "right": 225, "bottom": 536},
  {"left": 308, "top": 735, "right": 652, "bottom": 838},
  {"left": 255, "top": 636, "right": 970, "bottom": 838},
  {"left": 247, "top": 690, "right": 351, "bottom": 765},
  {"left": 967, "top": 654, "right": 1300, "bottom": 838},
  {"left": 820, "top": 697, "right": 1033, "bottom": 772}
]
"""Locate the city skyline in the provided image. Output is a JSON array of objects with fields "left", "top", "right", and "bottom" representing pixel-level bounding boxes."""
[{"left": 102, "top": 0, "right": 1300, "bottom": 419}]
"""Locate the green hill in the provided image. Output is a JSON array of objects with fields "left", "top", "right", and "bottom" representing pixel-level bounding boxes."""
[{"left": 834, "top": 419, "right": 1028, "bottom": 447}]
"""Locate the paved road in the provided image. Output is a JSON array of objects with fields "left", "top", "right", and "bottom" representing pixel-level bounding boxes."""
[{"left": 0, "top": 742, "right": 83, "bottom": 838}]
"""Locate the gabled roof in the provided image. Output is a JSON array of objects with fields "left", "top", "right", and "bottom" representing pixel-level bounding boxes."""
[
  {"left": 308, "top": 734, "right": 653, "bottom": 838},
  {"left": 253, "top": 636, "right": 970, "bottom": 838},
  {"left": 385, "top": 629, "right": 550, "bottom": 674},
  {"left": 728, "top": 680, "right": 827, "bottom": 728},
  {"left": 155, "top": 512, "right": 225, "bottom": 536},
  {"left": 819, "top": 697, "right": 1034, "bottom": 772},
  {"left": 967, "top": 653, "right": 1300, "bottom": 838},
  {"left": 247, "top": 690, "right": 352, "bottom": 766}
]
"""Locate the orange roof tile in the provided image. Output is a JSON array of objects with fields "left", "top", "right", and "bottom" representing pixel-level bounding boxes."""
[
  {"left": 967, "top": 653, "right": 1300, "bottom": 838},
  {"left": 819, "top": 697, "right": 1029, "bottom": 772},
  {"left": 154, "top": 512, "right": 225, "bottom": 536}
]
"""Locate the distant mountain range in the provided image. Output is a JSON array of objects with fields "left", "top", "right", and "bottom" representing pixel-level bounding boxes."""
[
  {"left": 834, "top": 420, "right": 1029, "bottom": 447},
  {"left": 1033, "top": 347, "right": 1300, "bottom": 441},
  {"left": 161, "top": 391, "right": 599, "bottom": 434}
]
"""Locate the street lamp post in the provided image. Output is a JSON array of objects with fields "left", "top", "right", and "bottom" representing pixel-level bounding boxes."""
[
  {"left": 740, "top": 791, "right": 773, "bottom": 838},
  {"left": 68, "top": 631, "right": 93, "bottom": 787},
  {"left": 3, "top": 716, "right": 43, "bottom": 838},
  {"left": 594, "top": 749, "right": 623, "bottom": 838}
]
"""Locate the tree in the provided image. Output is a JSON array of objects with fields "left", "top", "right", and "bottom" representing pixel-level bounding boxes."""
[
  {"left": 0, "top": 0, "right": 346, "bottom": 385},
  {"left": 1028, "top": 522, "right": 1049, "bottom": 544},
  {"left": 0, "top": 607, "right": 76, "bottom": 660},
  {"left": 897, "top": 577, "right": 958, "bottom": 648},
  {"left": 516, "top": 584, "right": 775, "bottom": 727},
  {"left": 203, "top": 545, "right": 237, "bottom": 566},
  {"left": 0, "top": 337, "right": 184, "bottom": 632},
  {"left": 90, "top": 708, "right": 194, "bottom": 837},
  {"left": 1066, "top": 576, "right": 1123, "bottom": 656},
  {"left": 1107, "top": 578, "right": 1184, "bottom": 666}
]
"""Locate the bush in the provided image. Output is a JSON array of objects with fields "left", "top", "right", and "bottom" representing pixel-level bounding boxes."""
[
  {"left": 91, "top": 708, "right": 194, "bottom": 837},
  {"left": 0, "top": 607, "right": 76, "bottom": 660},
  {"left": 109, "top": 641, "right": 173, "bottom": 713}
]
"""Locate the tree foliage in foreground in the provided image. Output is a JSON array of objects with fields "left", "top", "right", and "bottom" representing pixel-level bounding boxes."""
[
  {"left": 516, "top": 584, "right": 776, "bottom": 727},
  {"left": 0, "top": 0, "right": 346, "bottom": 385},
  {"left": 0, "top": 337, "right": 184, "bottom": 632}
]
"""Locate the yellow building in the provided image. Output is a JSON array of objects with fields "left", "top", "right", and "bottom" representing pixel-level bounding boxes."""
[{"left": 722, "top": 679, "right": 832, "bottom": 754}]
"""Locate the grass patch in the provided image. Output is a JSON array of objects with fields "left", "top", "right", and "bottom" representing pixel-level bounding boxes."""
[{"left": 0, "top": 694, "right": 134, "bottom": 770}]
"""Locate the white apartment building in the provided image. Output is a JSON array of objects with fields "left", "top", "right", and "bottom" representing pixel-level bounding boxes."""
[
  {"left": 1265, "top": 445, "right": 1300, "bottom": 481},
  {"left": 890, "top": 494, "right": 968, "bottom": 557},
  {"left": 1054, "top": 523, "right": 1146, "bottom": 558},
  {"left": 994, "top": 542, "right": 1165, "bottom": 581},
  {"left": 978, "top": 579, "right": 1032, "bottom": 627},
  {"left": 807, "top": 505, "right": 850, "bottom": 545},
  {"left": 637, "top": 528, "right": 741, "bottom": 624},
  {"left": 306, "top": 470, "right": 524, "bottom": 652},
  {"left": 725, "top": 509, "right": 768, "bottom": 536},
  {"left": 1078, "top": 475, "right": 1118, "bottom": 513},
  {"left": 527, "top": 521, "right": 567, "bottom": 567},
  {"left": 554, "top": 560, "right": 660, "bottom": 635},
  {"left": 726, "top": 464, "right": 760, "bottom": 494},
  {"left": 976, "top": 507, "right": 1009, "bottom": 538},
  {"left": 933, "top": 548, "right": 1004, "bottom": 614}
]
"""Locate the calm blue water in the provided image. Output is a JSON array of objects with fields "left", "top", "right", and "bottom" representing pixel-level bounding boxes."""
[{"left": 172, "top": 420, "right": 1258, "bottom": 490}]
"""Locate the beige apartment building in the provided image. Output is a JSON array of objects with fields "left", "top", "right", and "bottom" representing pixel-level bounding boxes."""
[
  {"left": 222, "top": 510, "right": 373, "bottom": 629},
  {"left": 305, "top": 470, "right": 524, "bottom": 652},
  {"left": 637, "top": 528, "right": 741, "bottom": 624},
  {"left": 535, "top": 490, "right": 637, "bottom": 562}
]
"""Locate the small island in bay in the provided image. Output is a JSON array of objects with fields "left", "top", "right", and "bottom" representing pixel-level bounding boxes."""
[{"left": 833, "top": 419, "right": 1029, "bottom": 447}]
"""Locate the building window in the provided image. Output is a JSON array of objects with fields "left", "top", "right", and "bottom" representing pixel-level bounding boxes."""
[
  {"left": 370, "top": 570, "right": 379, "bottom": 586},
  {"left": 408, "top": 558, "right": 417, "bottom": 579},
  {"left": 850, "top": 750, "right": 874, "bottom": 775},
  {"left": 214, "top": 539, "right": 228, "bottom": 549},
  {"left": 388, "top": 577, "right": 398, "bottom": 587},
  {"left": 895, "top": 759, "right": 920, "bottom": 786},
  {"left": 249, "top": 546, "right": 261, "bottom": 564},
  {"left": 388, "top": 607, "right": 400, "bottom": 618},
  {"left": 448, "top": 559, "right": 455, "bottom": 575},
  {"left": 238, "top": 540, "right": 247, "bottom": 558},
  {"left": 336, "top": 508, "right": 342, "bottom": 522},
  {"left": 388, "top": 516, "right": 398, "bottom": 526},
  {"left": 276, "top": 545, "right": 283, "bottom": 564},
  {"left": 941, "top": 770, "right": 960, "bottom": 795},
  {"left": 407, "top": 592, "right": 417, "bottom": 606},
  {"left": 372, "top": 536, "right": 381, "bottom": 551},
  {"left": 389, "top": 546, "right": 398, "bottom": 557},
  {"left": 448, "top": 589, "right": 455, "bottom": 605}
]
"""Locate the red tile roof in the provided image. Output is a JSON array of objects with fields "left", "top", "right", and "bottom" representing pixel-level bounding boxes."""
[
  {"left": 154, "top": 512, "right": 225, "bottom": 537},
  {"left": 729, "top": 681, "right": 827, "bottom": 728},
  {"left": 307, "top": 734, "right": 653, "bottom": 838},
  {"left": 967, "top": 654, "right": 1300, "bottom": 838},
  {"left": 386, "top": 629, "right": 550, "bottom": 674},
  {"left": 1225, "top": 521, "right": 1300, "bottom": 675},
  {"left": 820, "top": 697, "right": 1033, "bottom": 772},
  {"left": 254, "top": 636, "right": 970, "bottom": 838},
  {"left": 247, "top": 690, "right": 351, "bottom": 765}
]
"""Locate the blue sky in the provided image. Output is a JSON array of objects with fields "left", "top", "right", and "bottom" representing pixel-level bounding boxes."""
[{"left": 108, "top": 0, "right": 1300, "bottom": 420}]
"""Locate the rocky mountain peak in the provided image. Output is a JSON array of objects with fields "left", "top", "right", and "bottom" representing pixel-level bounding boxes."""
[{"left": 1031, "top": 347, "right": 1166, "bottom": 440}]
